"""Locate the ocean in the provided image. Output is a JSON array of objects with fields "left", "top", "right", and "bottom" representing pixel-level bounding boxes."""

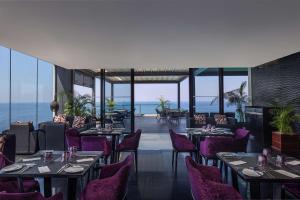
[{"left": 0, "top": 101, "right": 236, "bottom": 131}]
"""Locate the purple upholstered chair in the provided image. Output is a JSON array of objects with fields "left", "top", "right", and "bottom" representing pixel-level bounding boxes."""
[
  {"left": 80, "top": 155, "right": 133, "bottom": 200},
  {"left": 81, "top": 136, "right": 112, "bottom": 164},
  {"left": 284, "top": 183, "right": 300, "bottom": 199},
  {"left": 169, "top": 129, "right": 198, "bottom": 175},
  {"left": 0, "top": 153, "right": 39, "bottom": 193},
  {"left": 116, "top": 129, "right": 142, "bottom": 173},
  {"left": 185, "top": 156, "right": 242, "bottom": 200},
  {"left": 65, "top": 128, "right": 81, "bottom": 150},
  {"left": 0, "top": 192, "right": 63, "bottom": 200},
  {"left": 200, "top": 128, "right": 250, "bottom": 165}
]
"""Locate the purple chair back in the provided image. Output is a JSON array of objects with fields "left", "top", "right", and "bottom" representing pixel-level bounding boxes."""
[
  {"left": 81, "top": 136, "right": 111, "bottom": 157},
  {"left": 118, "top": 129, "right": 142, "bottom": 151},
  {"left": 169, "top": 129, "right": 195, "bottom": 151},
  {"left": 0, "top": 153, "right": 13, "bottom": 169},
  {"left": 65, "top": 128, "right": 81, "bottom": 150},
  {"left": 185, "top": 156, "right": 242, "bottom": 200},
  {"left": 233, "top": 128, "right": 250, "bottom": 152},
  {"left": 100, "top": 154, "right": 134, "bottom": 179},
  {"left": 0, "top": 192, "right": 63, "bottom": 200},
  {"left": 185, "top": 156, "right": 203, "bottom": 200},
  {"left": 81, "top": 158, "right": 133, "bottom": 200}
]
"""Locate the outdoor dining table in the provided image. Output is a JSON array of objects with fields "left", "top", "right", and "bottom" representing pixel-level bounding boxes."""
[
  {"left": 217, "top": 152, "right": 300, "bottom": 199},
  {"left": 80, "top": 127, "right": 126, "bottom": 162},
  {"left": 0, "top": 150, "right": 102, "bottom": 200}
]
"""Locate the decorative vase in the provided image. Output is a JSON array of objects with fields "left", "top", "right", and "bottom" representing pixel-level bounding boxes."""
[{"left": 50, "top": 100, "right": 59, "bottom": 113}]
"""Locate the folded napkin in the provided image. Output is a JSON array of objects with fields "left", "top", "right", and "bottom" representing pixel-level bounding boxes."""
[
  {"left": 274, "top": 170, "right": 300, "bottom": 178},
  {"left": 229, "top": 160, "right": 247, "bottom": 166},
  {"left": 286, "top": 160, "right": 300, "bottom": 166},
  {"left": 38, "top": 166, "right": 50, "bottom": 173},
  {"left": 22, "top": 157, "right": 41, "bottom": 162},
  {"left": 76, "top": 158, "right": 94, "bottom": 163}
]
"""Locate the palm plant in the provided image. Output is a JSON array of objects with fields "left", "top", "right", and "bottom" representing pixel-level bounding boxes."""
[
  {"left": 211, "top": 81, "right": 248, "bottom": 122},
  {"left": 106, "top": 98, "right": 116, "bottom": 112},
  {"left": 64, "top": 94, "right": 94, "bottom": 117},
  {"left": 157, "top": 96, "right": 170, "bottom": 111},
  {"left": 271, "top": 105, "right": 300, "bottom": 135}
]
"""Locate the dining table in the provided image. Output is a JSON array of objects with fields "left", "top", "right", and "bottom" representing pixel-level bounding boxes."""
[
  {"left": 80, "top": 127, "right": 126, "bottom": 162},
  {"left": 217, "top": 152, "right": 300, "bottom": 199},
  {"left": 0, "top": 150, "right": 102, "bottom": 200}
]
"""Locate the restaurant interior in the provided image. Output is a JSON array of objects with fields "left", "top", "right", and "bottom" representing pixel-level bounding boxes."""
[{"left": 0, "top": 1, "right": 300, "bottom": 200}]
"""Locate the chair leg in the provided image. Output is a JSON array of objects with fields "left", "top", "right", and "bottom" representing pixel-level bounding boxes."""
[
  {"left": 204, "top": 157, "right": 208, "bottom": 165},
  {"left": 134, "top": 150, "right": 138, "bottom": 173},
  {"left": 175, "top": 151, "right": 178, "bottom": 175},
  {"left": 172, "top": 150, "right": 174, "bottom": 168}
]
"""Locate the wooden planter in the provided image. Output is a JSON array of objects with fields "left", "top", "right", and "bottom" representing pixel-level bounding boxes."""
[{"left": 272, "top": 131, "right": 300, "bottom": 156}]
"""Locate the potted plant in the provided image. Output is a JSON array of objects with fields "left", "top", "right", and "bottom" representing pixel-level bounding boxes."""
[
  {"left": 64, "top": 94, "right": 94, "bottom": 117},
  {"left": 157, "top": 96, "right": 170, "bottom": 111},
  {"left": 211, "top": 81, "right": 248, "bottom": 122},
  {"left": 106, "top": 98, "right": 116, "bottom": 112},
  {"left": 271, "top": 105, "right": 300, "bottom": 155}
]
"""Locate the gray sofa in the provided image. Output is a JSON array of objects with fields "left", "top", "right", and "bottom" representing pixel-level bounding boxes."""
[
  {"left": 38, "top": 116, "right": 96, "bottom": 151},
  {"left": 187, "top": 113, "right": 237, "bottom": 130}
]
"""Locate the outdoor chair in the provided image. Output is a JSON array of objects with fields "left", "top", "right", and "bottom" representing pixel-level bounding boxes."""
[
  {"left": 0, "top": 132, "right": 16, "bottom": 162},
  {"left": 80, "top": 155, "right": 133, "bottom": 200}
]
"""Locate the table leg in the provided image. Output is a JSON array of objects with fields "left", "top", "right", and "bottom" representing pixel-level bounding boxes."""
[
  {"left": 231, "top": 168, "right": 239, "bottom": 192},
  {"left": 224, "top": 163, "right": 228, "bottom": 183},
  {"left": 17, "top": 177, "right": 24, "bottom": 192},
  {"left": 110, "top": 135, "right": 116, "bottom": 163},
  {"left": 68, "top": 178, "right": 77, "bottom": 200},
  {"left": 249, "top": 182, "right": 261, "bottom": 199},
  {"left": 44, "top": 177, "right": 52, "bottom": 197},
  {"left": 273, "top": 183, "right": 283, "bottom": 199}
]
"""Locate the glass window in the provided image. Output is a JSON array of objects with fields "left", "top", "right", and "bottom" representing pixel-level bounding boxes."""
[
  {"left": 114, "top": 84, "right": 131, "bottom": 111},
  {"left": 74, "top": 84, "right": 93, "bottom": 97},
  {"left": 224, "top": 76, "right": 248, "bottom": 120},
  {"left": 135, "top": 84, "right": 178, "bottom": 114},
  {"left": 38, "top": 60, "right": 54, "bottom": 123},
  {"left": 195, "top": 74, "right": 219, "bottom": 114},
  {"left": 11, "top": 50, "right": 38, "bottom": 126},
  {"left": 180, "top": 77, "right": 189, "bottom": 111},
  {"left": 95, "top": 78, "right": 101, "bottom": 117},
  {"left": 0, "top": 46, "right": 10, "bottom": 131}
]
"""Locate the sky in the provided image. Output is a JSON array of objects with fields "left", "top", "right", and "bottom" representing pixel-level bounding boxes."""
[{"left": 0, "top": 45, "right": 248, "bottom": 104}]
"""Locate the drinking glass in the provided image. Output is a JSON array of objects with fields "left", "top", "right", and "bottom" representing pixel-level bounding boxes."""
[
  {"left": 276, "top": 155, "right": 284, "bottom": 167},
  {"left": 257, "top": 154, "right": 266, "bottom": 170}
]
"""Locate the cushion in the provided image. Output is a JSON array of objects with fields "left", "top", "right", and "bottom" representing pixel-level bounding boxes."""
[
  {"left": 194, "top": 114, "right": 206, "bottom": 125},
  {"left": 72, "top": 116, "right": 86, "bottom": 129},
  {"left": 53, "top": 114, "right": 66, "bottom": 123},
  {"left": 214, "top": 114, "right": 227, "bottom": 125},
  {"left": 0, "top": 136, "right": 7, "bottom": 153}
]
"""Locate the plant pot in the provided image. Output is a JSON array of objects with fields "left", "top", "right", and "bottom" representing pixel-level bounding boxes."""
[{"left": 272, "top": 131, "right": 300, "bottom": 156}]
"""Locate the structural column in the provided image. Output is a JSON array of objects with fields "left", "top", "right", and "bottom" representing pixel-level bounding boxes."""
[
  {"left": 111, "top": 83, "right": 114, "bottom": 101},
  {"left": 130, "top": 69, "right": 135, "bottom": 133},
  {"left": 100, "top": 69, "right": 105, "bottom": 128},
  {"left": 177, "top": 82, "right": 181, "bottom": 109},
  {"left": 189, "top": 68, "right": 195, "bottom": 127},
  {"left": 218, "top": 68, "right": 224, "bottom": 114}
]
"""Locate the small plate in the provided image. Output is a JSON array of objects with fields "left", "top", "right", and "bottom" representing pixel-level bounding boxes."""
[
  {"left": 2, "top": 164, "right": 23, "bottom": 172},
  {"left": 242, "top": 168, "right": 263, "bottom": 177},
  {"left": 64, "top": 166, "right": 84, "bottom": 173}
]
